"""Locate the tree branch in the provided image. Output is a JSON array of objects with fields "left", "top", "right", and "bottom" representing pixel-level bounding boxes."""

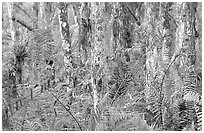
[
  {"left": 50, "top": 6, "right": 58, "bottom": 25},
  {"left": 126, "top": 5, "right": 141, "bottom": 26},
  {"left": 160, "top": 49, "right": 182, "bottom": 90},
  {"left": 47, "top": 89, "right": 83, "bottom": 131},
  {"left": 11, "top": 16, "right": 34, "bottom": 31},
  {"left": 13, "top": 3, "right": 32, "bottom": 19}
]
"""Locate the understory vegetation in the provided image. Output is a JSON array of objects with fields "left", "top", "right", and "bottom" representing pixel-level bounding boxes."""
[{"left": 2, "top": 2, "right": 202, "bottom": 131}]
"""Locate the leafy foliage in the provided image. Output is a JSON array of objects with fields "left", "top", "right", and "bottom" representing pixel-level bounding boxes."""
[
  {"left": 108, "top": 57, "right": 132, "bottom": 103},
  {"left": 2, "top": 2, "right": 202, "bottom": 131}
]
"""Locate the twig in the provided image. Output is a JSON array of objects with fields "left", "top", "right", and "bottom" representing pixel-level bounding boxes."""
[
  {"left": 158, "top": 49, "right": 182, "bottom": 127},
  {"left": 12, "top": 119, "right": 27, "bottom": 130},
  {"left": 11, "top": 16, "right": 34, "bottom": 31},
  {"left": 47, "top": 89, "right": 83, "bottom": 131},
  {"left": 13, "top": 3, "right": 32, "bottom": 19},
  {"left": 50, "top": 6, "right": 58, "bottom": 25},
  {"left": 160, "top": 49, "right": 182, "bottom": 91},
  {"left": 111, "top": 73, "right": 129, "bottom": 105},
  {"left": 125, "top": 5, "right": 140, "bottom": 26},
  {"left": 7, "top": 83, "right": 68, "bottom": 119}
]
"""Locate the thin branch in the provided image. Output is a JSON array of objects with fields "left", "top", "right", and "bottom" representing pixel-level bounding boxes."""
[
  {"left": 160, "top": 49, "right": 182, "bottom": 90},
  {"left": 11, "top": 16, "right": 34, "bottom": 31},
  {"left": 13, "top": 3, "right": 32, "bottom": 19},
  {"left": 12, "top": 120, "right": 27, "bottom": 130},
  {"left": 7, "top": 83, "right": 68, "bottom": 119},
  {"left": 157, "top": 49, "right": 182, "bottom": 127},
  {"left": 111, "top": 73, "right": 129, "bottom": 105},
  {"left": 50, "top": 6, "right": 58, "bottom": 25},
  {"left": 126, "top": 5, "right": 141, "bottom": 26},
  {"left": 47, "top": 89, "right": 83, "bottom": 131}
]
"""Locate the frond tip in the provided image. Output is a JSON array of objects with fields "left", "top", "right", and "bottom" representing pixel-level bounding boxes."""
[{"left": 183, "top": 92, "right": 201, "bottom": 105}]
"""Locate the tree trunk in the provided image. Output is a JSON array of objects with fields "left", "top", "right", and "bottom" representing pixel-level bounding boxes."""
[
  {"left": 58, "top": 2, "right": 72, "bottom": 86},
  {"left": 144, "top": 2, "right": 164, "bottom": 127},
  {"left": 39, "top": 2, "right": 46, "bottom": 29},
  {"left": 44, "top": 2, "right": 53, "bottom": 26},
  {"left": 33, "top": 2, "right": 38, "bottom": 29},
  {"left": 7, "top": 2, "right": 15, "bottom": 46}
]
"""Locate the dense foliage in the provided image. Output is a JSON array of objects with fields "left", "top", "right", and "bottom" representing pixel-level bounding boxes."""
[{"left": 2, "top": 2, "right": 202, "bottom": 131}]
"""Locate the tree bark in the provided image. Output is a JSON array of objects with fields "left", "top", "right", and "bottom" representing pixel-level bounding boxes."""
[
  {"left": 7, "top": 2, "right": 15, "bottom": 46},
  {"left": 58, "top": 2, "right": 73, "bottom": 92},
  {"left": 39, "top": 2, "right": 45, "bottom": 29},
  {"left": 33, "top": 2, "right": 38, "bottom": 29},
  {"left": 144, "top": 2, "right": 164, "bottom": 127}
]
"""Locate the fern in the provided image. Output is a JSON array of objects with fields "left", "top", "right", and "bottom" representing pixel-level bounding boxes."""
[
  {"left": 164, "top": 89, "right": 201, "bottom": 131},
  {"left": 13, "top": 44, "right": 28, "bottom": 64},
  {"left": 108, "top": 60, "right": 132, "bottom": 104},
  {"left": 23, "top": 28, "right": 58, "bottom": 85},
  {"left": 42, "top": 41, "right": 56, "bottom": 63},
  {"left": 26, "top": 29, "right": 54, "bottom": 63},
  {"left": 180, "top": 65, "right": 202, "bottom": 130},
  {"left": 26, "top": 120, "right": 43, "bottom": 131},
  {"left": 194, "top": 104, "right": 202, "bottom": 131},
  {"left": 97, "top": 106, "right": 148, "bottom": 131},
  {"left": 183, "top": 92, "right": 201, "bottom": 105},
  {"left": 54, "top": 117, "right": 72, "bottom": 131}
]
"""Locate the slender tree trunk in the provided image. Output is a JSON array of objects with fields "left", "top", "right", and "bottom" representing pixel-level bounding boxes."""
[
  {"left": 90, "top": 2, "right": 98, "bottom": 118},
  {"left": 145, "top": 2, "right": 155, "bottom": 106},
  {"left": 44, "top": 2, "right": 53, "bottom": 27},
  {"left": 7, "top": 2, "right": 20, "bottom": 111},
  {"left": 33, "top": 2, "right": 38, "bottom": 29},
  {"left": 97, "top": 2, "right": 120, "bottom": 109},
  {"left": 144, "top": 2, "right": 164, "bottom": 127},
  {"left": 171, "top": 3, "right": 185, "bottom": 95},
  {"left": 7, "top": 2, "right": 15, "bottom": 46},
  {"left": 58, "top": 2, "right": 72, "bottom": 85},
  {"left": 39, "top": 2, "right": 45, "bottom": 29}
]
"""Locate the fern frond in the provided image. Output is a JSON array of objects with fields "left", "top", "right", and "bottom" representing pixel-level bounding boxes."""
[
  {"left": 98, "top": 106, "right": 148, "bottom": 131},
  {"left": 194, "top": 104, "right": 202, "bottom": 131},
  {"left": 108, "top": 61, "right": 132, "bottom": 104},
  {"left": 54, "top": 117, "right": 71, "bottom": 131},
  {"left": 183, "top": 92, "right": 201, "bottom": 105},
  {"left": 13, "top": 44, "right": 28, "bottom": 63},
  {"left": 27, "top": 120, "right": 43, "bottom": 131}
]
